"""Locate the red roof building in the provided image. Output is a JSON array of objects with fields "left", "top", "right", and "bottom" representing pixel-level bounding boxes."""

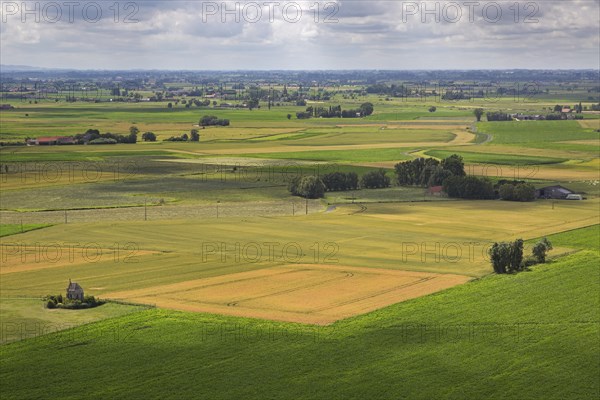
[
  {"left": 30, "top": 136, "right": 75, "bottom": 145},
  {"left": 427, "top": 186, "right": 444, "bottom": 196}
]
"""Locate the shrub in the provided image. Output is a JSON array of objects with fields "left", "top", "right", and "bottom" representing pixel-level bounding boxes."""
[
  {"left": 532, "top": 238, "right": 553, "bottom": 263},
  {"left": 522, "top": 256, "right": 538, "bottom": 268},
  {"left": 296, "top": 112, "right": 311, "bottom": 119},
  {"left": 88, "top": 138, "right": 117, "bottom": 145},
  {"left": 43, "top": 294, "right": 104, "bottom": 310}
]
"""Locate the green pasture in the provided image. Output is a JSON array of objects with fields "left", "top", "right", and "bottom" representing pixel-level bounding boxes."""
[
  {"left": 0, "top": 224, "right": 51, "bottom": 237},
  {"left": 0, "top": 225, "right": 597, "bottom": 399}
]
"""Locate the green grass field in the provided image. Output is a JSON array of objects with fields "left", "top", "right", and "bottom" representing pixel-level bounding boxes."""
[
  {"left": 478, "top": 120, "right": 599, "bottom": 147},
  {"left": 1, "top": 225, "right": 597, "bottom": 399},
  {"left": 425, "top": 149, "right": 568, "bottom": 165},
  {"left": 1, "top": 90, "right": 599, "bottom": 399},
  {"left": 0, "top": 299, "right": 149, "bottom": 345}
]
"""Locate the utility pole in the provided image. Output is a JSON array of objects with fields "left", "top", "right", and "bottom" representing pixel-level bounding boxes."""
[
  {"left": 64, "top": 209, "right": 67, "bottom": 224},
  {"left": 217, "top": 200, "right": 220, "bottom": 218},
  {"left": 305, "top": 198, "right": 308, "bottom": 215},
  {"left": 144, "top": 199, "right": 147, "bottom": 221}
]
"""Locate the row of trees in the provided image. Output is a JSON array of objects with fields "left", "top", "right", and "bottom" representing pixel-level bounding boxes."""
[
  {"left": 443, "top": 175, "right": 495, "bottom": 199},
  {"left": 360, "top": 169, "right": 391, "bottom": 189},
  {"left": 288, "top": 169, "right": 390, "bottom": 199},
  {"left": 321, "top": 172, "right": 359, "bottom": 191},
  {"left": 166, "top": 99, "right": 213, "bottom": 108},
  {"left": 486, "top": 112, "right": 512, "bottom": 121},
  {"left": 490, "top": 238, "right": 553, "bottom": 274},
  {"left": 163, "top": 129, "right": 201, "bottom": 142},
  {"left": 288, "top": 176, "right": 326, "bottom": 199},
  {"left": 296, "top": 102, "right": 374, "bottom": 119},
  {"left": 200, "top": 115, "right": 230, "bottom": 126}
]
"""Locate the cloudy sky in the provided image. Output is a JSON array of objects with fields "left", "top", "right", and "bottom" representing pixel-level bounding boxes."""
[{"left": 1, "top": 0, "right": 598, "bottom": 69}]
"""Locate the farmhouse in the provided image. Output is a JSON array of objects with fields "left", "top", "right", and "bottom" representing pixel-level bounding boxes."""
[
  {"left": 27, "top": 136, "right": 76, "bottom": 146},
  {"left": 535, "top": 185, "right": 574, "bottom": 199},
  {"left": 66, "top": 280, "right": 84, "bottom": 301},
  {"left": 510, "top": 113, "right": 544, "bottom": 121}
]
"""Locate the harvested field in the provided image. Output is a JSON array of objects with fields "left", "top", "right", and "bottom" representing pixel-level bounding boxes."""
[
  {"left": 0, "top": 244, "right": 160, "bottom": 275},
  {"left": 104, "top": 264, "right": 471, "bottom": 325}
]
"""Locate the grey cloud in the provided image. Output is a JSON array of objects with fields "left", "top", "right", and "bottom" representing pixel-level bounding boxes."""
[{"left": 0, "top": 0, "right": 598, "bottom": 69}]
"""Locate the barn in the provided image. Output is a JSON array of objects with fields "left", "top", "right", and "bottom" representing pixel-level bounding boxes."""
[{"left": 536, "top": 185, "right": 574, "bottom": 199}]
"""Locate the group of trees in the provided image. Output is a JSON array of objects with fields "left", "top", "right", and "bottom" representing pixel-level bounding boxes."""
[
  {"left": 365, "top": 84, "right": 411, "bottom": 97},
  {"left": 443, "top": 175, "right": 495, "bottom": 199},
  {"left": 73, "top": 128, "right": 137, "bottom": 145},
  {"left": 498, "top": 182, "right": 536, "bottom": 202},
  {"left": 394, "top": 155, "right": 465, "bottom": 187},
  {"left": 142, "top": 132, "right": 157, "bottom": 142},
  {"left": 489, "top": 239, "right": 525, "bottom": 274},
  {"left": 394, "top": 155, "right": 538, "bottom": 201},
  {"left": 166, "top": 99, "right": 212, "bottom": 108},
  {"left": 288, "top": 176, "right": 326, "bottom": 199},
  {"left": 296, "top": 103, "right": 374, "bottom": 120},
  {"left": 486, "top": 112, "right": 513, "bottom": 121},
  {"left": 360, "top": 169, "right": 391, "bottom": 189},
  {"left": 490, "top": 238, "right": 553, "bottom": 274},
  {"left": 200, "top": 115, "right": 230, "bottom": 126}
]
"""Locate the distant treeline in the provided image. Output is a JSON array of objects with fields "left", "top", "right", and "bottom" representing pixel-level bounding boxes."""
[{"left": 296, "top": 103, "right": 374, "bottom": 119}]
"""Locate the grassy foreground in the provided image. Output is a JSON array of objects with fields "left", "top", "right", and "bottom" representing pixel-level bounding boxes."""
[{"left": 1, "top": 226, "right": 598, "bottom": 400}]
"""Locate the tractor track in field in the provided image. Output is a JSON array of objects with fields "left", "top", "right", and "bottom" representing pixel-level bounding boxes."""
[{"left": 351, "top": 204, "right": 368, "bottom": 214}]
